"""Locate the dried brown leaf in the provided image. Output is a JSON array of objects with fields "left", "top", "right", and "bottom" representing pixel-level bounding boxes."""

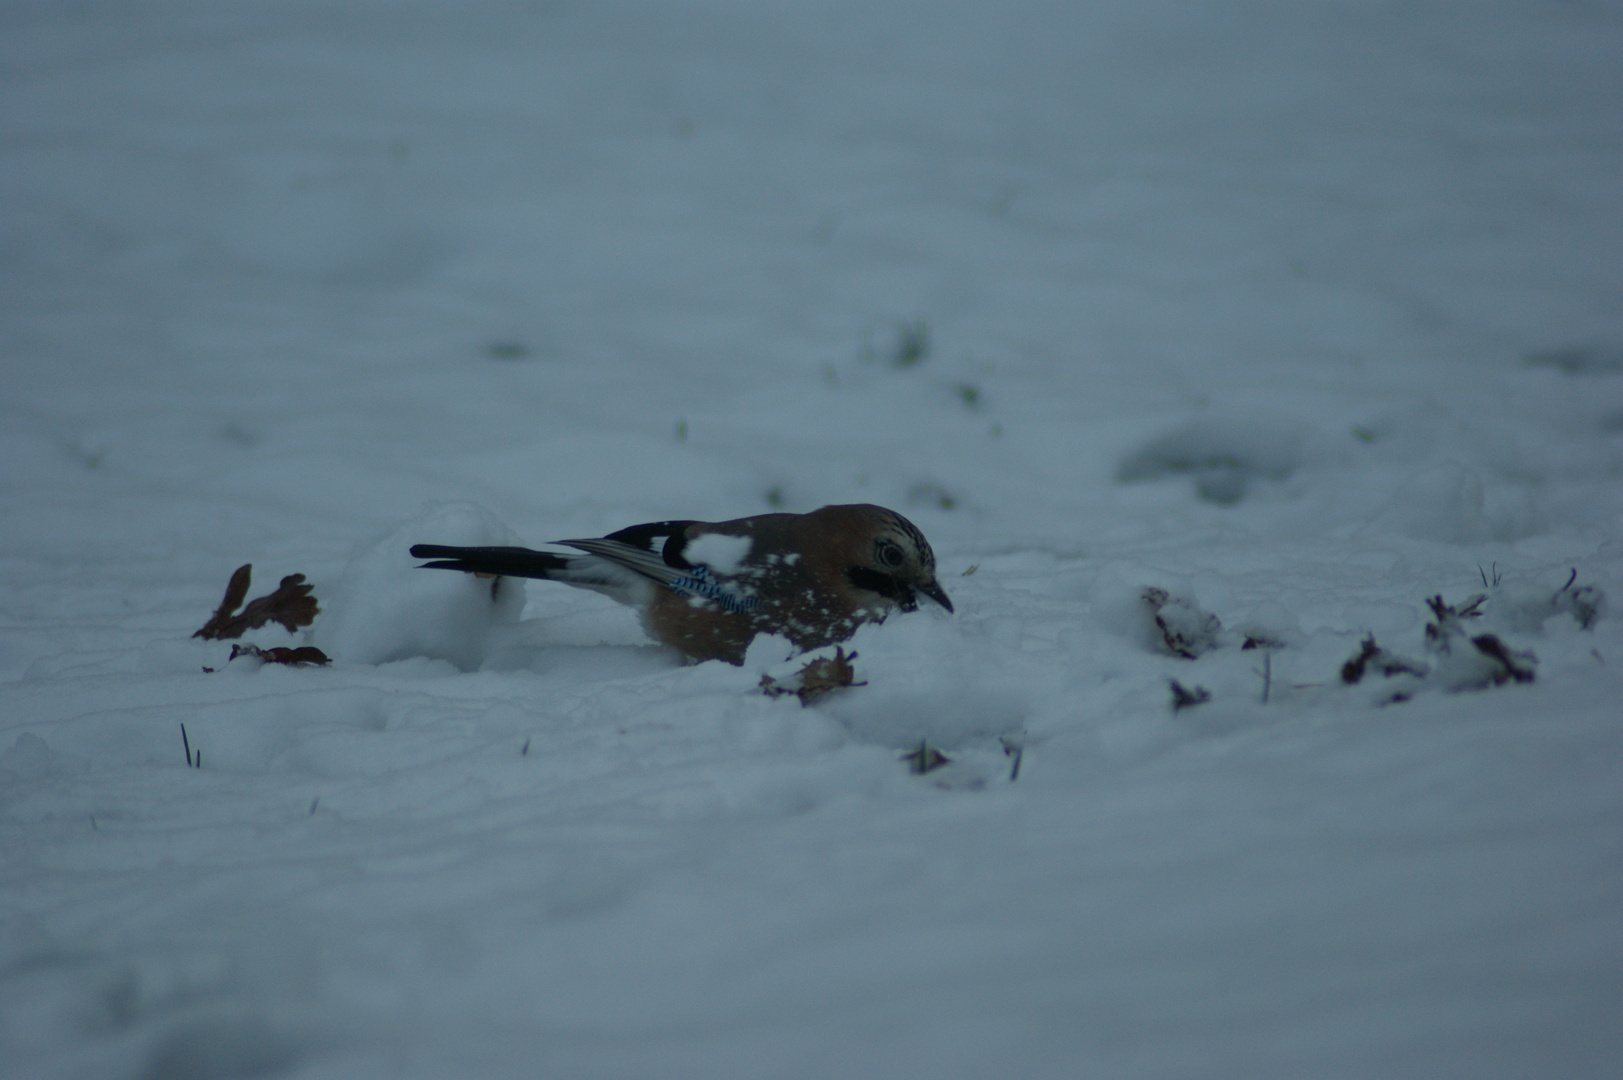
[
  {"left": 193, "top": 567, "right": 319, "bottom": 640},
  {"left": 193, "top": 564, "right": 254, "bottom": 639},
  {"left": 1340, "top": 635, "right": 1428, "bottom": 684},
  {"left": 759, "top": 646, "right": 867, "bottom": 706},
  {"left": 228, "top": 643, "right": 331, "bottom": 666},
  {"left": 1469, "top": 635, "right": 1536, "bottom": 685}
]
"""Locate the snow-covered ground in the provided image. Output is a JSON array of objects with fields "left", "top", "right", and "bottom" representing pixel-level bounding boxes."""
[{"left": 4, "top": 2, "right": 1623, "bottom": 1076}]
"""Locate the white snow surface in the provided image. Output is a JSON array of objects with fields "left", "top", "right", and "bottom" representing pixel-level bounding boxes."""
[{"left": 4, "top": 2, "right": 1622, "bottom": 1077}]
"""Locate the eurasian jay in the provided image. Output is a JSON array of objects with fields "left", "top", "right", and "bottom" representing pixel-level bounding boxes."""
[{"left": 411, "top": 504, "right": 952, "bottom": 664}]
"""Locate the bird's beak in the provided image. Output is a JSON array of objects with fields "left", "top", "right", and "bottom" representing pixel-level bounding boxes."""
[{"left": 920, "top": 580, "right": 954, "bottom": 614}]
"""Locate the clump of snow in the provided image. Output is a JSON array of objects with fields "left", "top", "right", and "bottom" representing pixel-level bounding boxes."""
[
  {"left": 315, "top": 503, "right": 525, "bottom": 670},
  {"left": 1497, "top": 568, "right": 1608, "bottom": 634},
  {"left": 683, "top": 532, "right": 753, "bottom": 575},
  {"left": 746, "top": 633, "right": 818, "bottom": 677},
  {"left": 818, "top": 616, "right": 1027, "bottom": 744},
  {"left": 1139, "top": 586, "right": 1224, "bottom": 658}
]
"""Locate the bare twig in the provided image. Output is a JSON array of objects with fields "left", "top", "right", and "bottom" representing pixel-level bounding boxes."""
[
  {"left": 180, "top": 723, "right": 198, "bottom": 768},
  {"left": 999, "top": 736, "right": 1024, "bottom": 782}
]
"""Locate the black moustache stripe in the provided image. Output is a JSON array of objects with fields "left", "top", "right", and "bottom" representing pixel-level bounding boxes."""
[{"left": 846, "top": 566, "right": 917, "bottom": 610}]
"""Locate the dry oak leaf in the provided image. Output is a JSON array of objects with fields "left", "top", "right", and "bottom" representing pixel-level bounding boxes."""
[
  {"left": 760, "top": 646, "right": 867, "bottom": 706},
  {"left": 193, "top": 564, "right": 319, "bottom": 640},
  {"left": 228, "top": 643, "right": 331, "bottom": 667}
]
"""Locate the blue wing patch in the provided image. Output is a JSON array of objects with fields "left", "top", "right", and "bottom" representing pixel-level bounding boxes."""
[{"left": 668, "top": 565, "right": 760, "bottom": 613}]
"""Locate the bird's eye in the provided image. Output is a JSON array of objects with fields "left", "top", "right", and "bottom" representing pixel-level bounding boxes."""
[{"left": 875, "top": 539, "right": 905, "bottom": 568}]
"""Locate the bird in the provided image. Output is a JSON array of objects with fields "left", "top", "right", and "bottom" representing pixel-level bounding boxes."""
[{"left": 410, "top": 504, "right": 953, "bottom": 665}]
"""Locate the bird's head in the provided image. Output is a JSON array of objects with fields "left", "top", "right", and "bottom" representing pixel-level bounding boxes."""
[{"left": 842, "top": 507, "right": 953, "bottom": 615}]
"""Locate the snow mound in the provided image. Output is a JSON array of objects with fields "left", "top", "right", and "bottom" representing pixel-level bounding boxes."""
[
  {"left": 0, "top": 732, "right": 57, "bottom": 779},
  {"left": 316, "top": 503, "right": 526, "bottom": 670},
  {"left": 807, "top": 617, "right": 1029, "bottom": 751},
  {"left": 1117, "top": 413, "right": 1310, "bottom": 505}
]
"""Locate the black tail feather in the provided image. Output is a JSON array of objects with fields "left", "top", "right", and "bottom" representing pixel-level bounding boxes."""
[{"left": 409, "top": 544, "right": 571, "bottom": 580}]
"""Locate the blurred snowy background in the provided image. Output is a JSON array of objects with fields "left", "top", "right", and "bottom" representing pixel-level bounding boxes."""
[{"left": 3, "top": 2, "right": 1622, "bottom": 1077}]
